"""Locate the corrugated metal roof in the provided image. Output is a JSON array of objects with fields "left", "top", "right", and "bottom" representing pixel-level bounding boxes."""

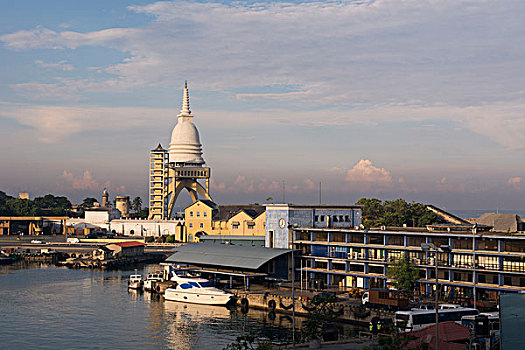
[{"left": 165, "top": 243, "right": 291, "bottom": 270}]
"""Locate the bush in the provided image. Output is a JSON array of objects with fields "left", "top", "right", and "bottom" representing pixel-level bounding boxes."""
[{"left": 165, "top": 235, "right": 175, "bottom": 243}]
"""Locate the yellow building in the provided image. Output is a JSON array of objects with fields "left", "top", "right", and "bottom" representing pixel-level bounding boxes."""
[{"left": 184, "top": 200, "right": 266, "bottom": 242}]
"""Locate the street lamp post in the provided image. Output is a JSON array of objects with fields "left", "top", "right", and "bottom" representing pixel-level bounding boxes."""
[
  {"left": 421, "top": 243, "right": 451, "bottom": 350},
  {"left": 288, "top": 223, "right": 298, "bottom": 349}
]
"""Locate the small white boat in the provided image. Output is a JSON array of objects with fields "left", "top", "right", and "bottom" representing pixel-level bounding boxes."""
[
  {"left": 128, "top": 274, "right": 144, "bottom": 290},
  {"left": 164, "top": 271, "right": 234, "bottom": 306},
  {"left": 144, "top": 271, "right": 164, "bottom": 292}
]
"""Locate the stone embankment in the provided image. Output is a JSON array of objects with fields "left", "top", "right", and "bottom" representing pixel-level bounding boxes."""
[
  {"left": 57, "top": 253, "right": 167, "bottom": 269},
  {"left": 234, "top": 291, "right": 395, "bottom": 325}
]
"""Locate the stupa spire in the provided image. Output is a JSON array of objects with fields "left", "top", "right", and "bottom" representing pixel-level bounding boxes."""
[{"left": 180, "top": 80, "right": 191, "bottom": 116}]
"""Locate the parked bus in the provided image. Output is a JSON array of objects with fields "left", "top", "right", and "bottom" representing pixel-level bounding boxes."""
[{"left": 394, "top": 307, "right": 479, "bottom": 332}]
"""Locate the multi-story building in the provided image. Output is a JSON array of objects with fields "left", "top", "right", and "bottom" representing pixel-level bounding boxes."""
[
  {"left": 292, "top": 224, "right": 525, "bottom": 301},
  {"left": 264, "top": 204, "right": 363, "bottom": 249},
  {"left": 184, "top": 200, "right": 266, "bottom": 242},
  {"left": 148, "top": 144, "right": 169, "bottom": 219}
]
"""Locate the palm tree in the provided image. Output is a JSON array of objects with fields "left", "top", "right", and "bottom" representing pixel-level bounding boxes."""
[{"left": 132, "top": 197, "right": 142, "bottom": 213}]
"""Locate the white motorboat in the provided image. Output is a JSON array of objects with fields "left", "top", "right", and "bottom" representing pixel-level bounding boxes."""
[
  {"left": 164, "top": 271, "right": 234, "bottom": 306},
  {"left": 128, "top": 274, "right": 144, "bottom": 290},
  {"left": 144, "top": 271, "right": 164, "bottom": 292}
]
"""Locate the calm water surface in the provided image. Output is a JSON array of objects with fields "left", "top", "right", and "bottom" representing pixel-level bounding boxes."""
[{"left": 0, "top": 263, "right": 360, "bottom": 349}]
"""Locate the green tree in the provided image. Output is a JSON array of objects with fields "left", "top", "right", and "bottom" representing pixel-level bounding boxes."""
[
  {"left": 364, "top": 330, "right": 428, "bottom": 350},
  {"left": 138, "top": 207, "right": 149, "bottom": 219},
  {"left": 356, "top": 198, "right": 443, "bottom": 228},
  {"left": 6, "top": 198, "right": 37, "bottom": 216},
  {"left": 81, "top": 197, "right": 98, "bottom": 208},
  {"left": 356, "top": 198, "right": 385, "bottom": 227},
  {"left": 132, "top": 196, "right": 143, "bottom": 212},
  {"left": 0, "top": 191, "right": 14, "bottom": 215},
  {"left": 33, "top": 194, "right": 72, "bottom": 216},
  {"left": 387, "top": 253, "right": 420, "bottom": 294},
  {"left": 301, "top": 294, "right": 342, "bottom": 342},
  {"left": 223, "top": 333, "right": 272, "bottom": 350}
]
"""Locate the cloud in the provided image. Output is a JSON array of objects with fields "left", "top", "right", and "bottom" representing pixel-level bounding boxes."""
[
  {"left": 304, "top": 179, "right": 316, "bottom": 191},
  {"left": 210, "top": 176, "right": 315, "bottom": 195},
  {"left": 0, "top": 1, "right": 523, "bottom": 149},
  {"left": 0, "top": 103, "right": 175, "bottom": 143},
  {"left": 60, "top": 170, "right": 126, "bottom": 193},
  {"left": 507, "top": 177, "right": 522, "bottom": 191},
  {"left": 345, "top": 159, "right": 393, "bottom": 189},
  {"left": 35, "top": 60, "right": 74, "bottom": 71}
]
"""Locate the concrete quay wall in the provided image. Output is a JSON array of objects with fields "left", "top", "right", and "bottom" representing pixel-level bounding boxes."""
[{"left": 236, "top": 292, "right": 395, "bottom": 325}]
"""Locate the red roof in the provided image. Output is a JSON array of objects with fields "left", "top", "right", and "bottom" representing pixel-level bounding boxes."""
[
  {"left": 110, "top": 241, "right": 145, "bottom": 248},
  {"left": 407, "top": 322, "right": 470, "bottom": 350}
]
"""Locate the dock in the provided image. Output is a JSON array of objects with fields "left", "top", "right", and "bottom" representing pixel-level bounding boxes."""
[{"left": 233, "top": 289, "right": 395, "bottom": 325}]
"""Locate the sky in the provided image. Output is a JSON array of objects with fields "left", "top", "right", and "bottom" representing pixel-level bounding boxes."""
[{"left": 0, "top": 0, "right": 524, "bottom": 211}]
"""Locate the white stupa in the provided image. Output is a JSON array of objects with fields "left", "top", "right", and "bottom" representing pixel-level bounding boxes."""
[{"left": 168, "top": 81, "right": 205, "bottom": 165}]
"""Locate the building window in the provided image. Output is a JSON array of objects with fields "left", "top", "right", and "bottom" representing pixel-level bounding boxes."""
[
  {"left": 189, "top": 211, "right": 193, "bottom": 217},
  {"left": 232, "top": 223, "right": 239, "bottom": 229},
  {"left": 247, "top": 224, "right": 255, "bottom": 230},
  {"left": 203, "top": 212, "right": 207, "bottom": 217},
  {"left": 368, "top": 234, "right": 383, "bottom": 245},
  {"left": 200, "top": 223, "right": 203, "bottom": 229},
  {"left": 320, "top": 215, "right": 325, "bottom": 221},
  {"left": 315, "top": 215, "right": 319, "bottom": 222},
  {"left": 344, "top": 215, "right": 350, "bottom": 222},
  {"left": 189, "top": 223, "right": 193, "bottom": 228},
  {"left": 197, "top": 212, "right": 200, "bottom": 217},
  {"left": 332, "top": 215, "right": 338, "bottom": 222}
]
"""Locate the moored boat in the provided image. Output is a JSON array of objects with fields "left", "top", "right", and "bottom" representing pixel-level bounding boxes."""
[
  {"left": 144, "top": 271, "right": 164, "bottom": 292},
  {"left": 128, "top": 274, "right": 144, "bottom": 290},
  {"left": 164, "top": 271, "right": 234, "bottom": 306}
]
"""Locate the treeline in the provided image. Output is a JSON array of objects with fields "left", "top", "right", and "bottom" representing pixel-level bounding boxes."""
[
  {"left": 356, "top": 198, "right": 444, "bottom": 228},
  {"left": 0, "top": 191, "right": 72, "bottom": 216}
]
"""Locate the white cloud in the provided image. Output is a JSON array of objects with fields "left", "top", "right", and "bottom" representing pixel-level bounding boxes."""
[
  {"left": 60, "top": 170, "right": 126, "bottom": 193},
  {"left": 507, "top": 177, "right": 522, "bottom": 191},
  {"left": 35, "top": 60, "right": 74, "bottom": 71},
  {"left": 1, "top": 0, "right": 522, "bottom": 109},
  {"left": 0, "top": 103, "right": 176, "bottom": 143},
  {"left": 345, "top": 159, "right": 393, "bottom": 189},
  {"left": 303, "top": 179, "right": 316, "bottom": 191},
  {"left": 61, "top": 170, "right": 99, "bottom": 190}
]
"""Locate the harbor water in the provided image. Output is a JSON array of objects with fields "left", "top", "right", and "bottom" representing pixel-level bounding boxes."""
[{"left": 0, "top": 263, "right": 362, "bottom": 349}]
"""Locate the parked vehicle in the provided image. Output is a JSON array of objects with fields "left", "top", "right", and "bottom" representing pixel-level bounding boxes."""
[
  {"left": 362, "top": 289, "right": 409, "bottom": 309},
  {"left": 411, "top": 303, "right": 434, "bottom": 311},
  {"left": 439, "top": 303, "right": 462, "bottom": 309},
  {"left": 30, "top": 240, "right": 43, "bottom": 244},
  {"left": 67, "top": 238, "right": 80, "bottom": 243},
  {"left": 395, "top": 307, "right": 479, "bottom": 332}
]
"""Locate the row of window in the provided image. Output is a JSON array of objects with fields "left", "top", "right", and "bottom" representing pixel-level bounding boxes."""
[
  {"left": 189, "top": 211, "right": 208, "bottom": 217},
  {"left": 304, "top": 258, "right": 525, "bottom": 288},
  {"left": 189, "top": 223, "right": 204, "bottom": 229},
  {"left": 297, "top": 231, "right": 525, "bottom": 252},
  {"left": 305, "top": 245, "right": 525, "bottom": 272},
  {"left": 314, "top": 215, "right": 352, "bottom": 223},
  {"left": 188, "top": 222, "right": 256, "bottom": 230}
]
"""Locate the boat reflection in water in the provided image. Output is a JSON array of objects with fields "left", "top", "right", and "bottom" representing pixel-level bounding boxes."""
[{"left": 162, "top": 300, "right": 235, "bottom": 349}]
